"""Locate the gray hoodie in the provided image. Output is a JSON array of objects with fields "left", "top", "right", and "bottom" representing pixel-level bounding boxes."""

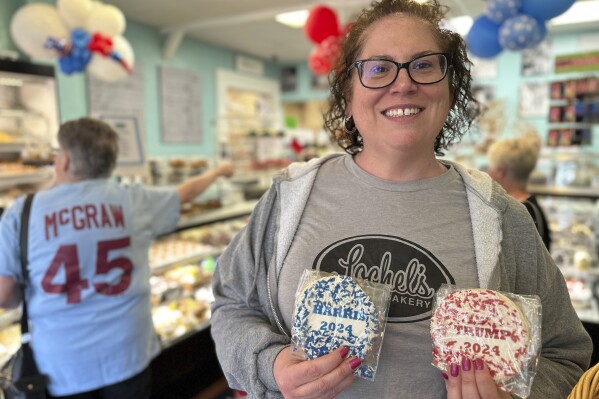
[{"left": 211, "top": 153, "right": 592, "bottom": 399}]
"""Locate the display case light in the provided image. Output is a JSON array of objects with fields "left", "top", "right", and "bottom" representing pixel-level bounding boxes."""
[{"left": 0, "top": 77, "right": 23, "bottom": 87}]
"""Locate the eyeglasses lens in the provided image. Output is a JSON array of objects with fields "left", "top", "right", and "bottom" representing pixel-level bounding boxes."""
[{"left": 359, "top": 54, "right": 448, "bottom": 88}]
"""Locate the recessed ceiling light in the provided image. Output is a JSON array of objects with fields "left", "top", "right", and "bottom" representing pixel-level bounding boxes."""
[{"left": 275, "top": 10, "right": 309, "bottom": 28}]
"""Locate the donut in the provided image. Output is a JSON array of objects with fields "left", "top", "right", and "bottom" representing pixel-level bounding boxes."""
[
  {"left": 430, "top": 289, "right": 530, "bottom": 384},
  {"left": 292, "top": 274, "right": 381, "bottom": 379}
]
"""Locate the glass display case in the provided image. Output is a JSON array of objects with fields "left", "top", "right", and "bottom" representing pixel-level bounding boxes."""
[{"left": 0, "top": 60, "right": 59, "bottom": 213}]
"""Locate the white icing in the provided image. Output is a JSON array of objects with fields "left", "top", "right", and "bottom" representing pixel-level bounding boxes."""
[
  {"left": 292, "top": 274, "right": 381, "bottom": 379},
  {"left": 431, "top": 289, "right": 530, "bottom": 383}
]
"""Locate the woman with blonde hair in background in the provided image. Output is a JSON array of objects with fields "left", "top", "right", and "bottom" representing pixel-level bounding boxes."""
[{"left": 487, "top": 136, "right": 551, "bottom": 250}]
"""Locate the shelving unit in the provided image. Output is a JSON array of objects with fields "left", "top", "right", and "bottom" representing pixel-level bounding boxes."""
[
  {"left": 547, "top": 76, "right": 599, "bottom": 147},
  {"left": 0, "top": 61, "right": 59, "bottom": 217}
]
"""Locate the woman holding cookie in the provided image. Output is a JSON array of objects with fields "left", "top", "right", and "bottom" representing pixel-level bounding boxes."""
[{"left": 210, "top": 0, "right": 592, "bottom": 397}]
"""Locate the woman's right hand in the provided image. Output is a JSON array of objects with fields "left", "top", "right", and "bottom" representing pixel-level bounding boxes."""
[{"left": 273, "top": 346, "right": 360, "bottom": 399}]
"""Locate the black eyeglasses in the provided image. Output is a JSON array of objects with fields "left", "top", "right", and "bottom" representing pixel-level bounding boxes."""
[{"left": 348, "top": 52, "right": 451, "bottom": 88}]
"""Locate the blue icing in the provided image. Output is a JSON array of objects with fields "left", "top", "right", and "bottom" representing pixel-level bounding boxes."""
[{"left": 293, "top": 275, "right": 380, "bottom": 379}]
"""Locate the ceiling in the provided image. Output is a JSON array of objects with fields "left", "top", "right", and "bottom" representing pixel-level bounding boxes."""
[{"left": 101, "top": 0, "right": 487, "bottom": 63}]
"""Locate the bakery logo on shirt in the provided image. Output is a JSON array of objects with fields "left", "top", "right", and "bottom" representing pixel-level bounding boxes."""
[{"left": 313, "top": 234, "right": 455, "bottom": 323}]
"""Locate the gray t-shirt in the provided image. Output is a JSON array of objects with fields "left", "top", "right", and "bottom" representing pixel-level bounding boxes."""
[{"left": 279, "top": 156, "right": 478, "bottom": 398}]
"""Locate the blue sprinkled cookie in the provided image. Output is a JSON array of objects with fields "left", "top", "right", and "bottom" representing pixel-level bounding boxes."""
[{"left": 292, "top": 274, "right": 380, "bottom": 379}]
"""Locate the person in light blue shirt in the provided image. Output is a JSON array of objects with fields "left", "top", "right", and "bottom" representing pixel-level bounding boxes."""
[{"left": 0, "top": 117, "right": 234, "bottom": 398}]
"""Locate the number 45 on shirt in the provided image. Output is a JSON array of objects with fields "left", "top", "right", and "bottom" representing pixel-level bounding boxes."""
[{"left": 42, "top": 237, "right": 132, "bottom": 304}]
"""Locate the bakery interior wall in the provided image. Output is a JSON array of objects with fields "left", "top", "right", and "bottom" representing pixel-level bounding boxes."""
[
  {"left": 0, "top": 0, "right": 282, "bottom": 159},
  {"left": 2, "top": 0, "right": 599, "bottom": 161},
  {"left": 279, "top": 27, "right": 599, "bottom": 160}
]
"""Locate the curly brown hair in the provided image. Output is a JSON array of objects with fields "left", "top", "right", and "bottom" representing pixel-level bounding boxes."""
[{"left": 323, "top": 0, "right": 478, "bottom": 156}]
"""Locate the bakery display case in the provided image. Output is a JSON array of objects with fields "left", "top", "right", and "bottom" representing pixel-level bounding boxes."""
[
  {"left": 149, "top": 214, "right": 249, "bottom": 347},
  {"left": 529, "top": 150, "right": 599, "bottom": 319},
  {"left": 530, "top": 176, "right": 599, "bottom": 366},
  {"left": 538, "top": 196, "right": 599, "bottom": 320},
  {"left": 0, "top": 60, "right": 59, "bottom": 216},
  {"left": 148, "top": 204, "right": 254, "bottom": 398}
]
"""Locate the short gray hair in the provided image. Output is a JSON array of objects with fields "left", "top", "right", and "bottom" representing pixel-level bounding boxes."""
[{"left": 57, "top": 117, "right": 119, "bottom": 179}]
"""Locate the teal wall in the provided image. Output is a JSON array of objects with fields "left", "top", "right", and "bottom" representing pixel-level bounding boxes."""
[
  {"left": 0, "top": 0, "right": 21, "bottom": 54},
  {"left": 280, "top": 61, "right": 329, "bottom": 103},
  {"left": 471, "top": 29, "right": 599, "bottom": 143}
]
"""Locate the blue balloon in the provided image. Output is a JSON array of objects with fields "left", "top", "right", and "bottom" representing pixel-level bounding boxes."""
[
  {"left": 499, "top": 14, "right": 544, "bottom": 50},
  {"left": 70, "top": 28, "right": 91, "bottom": 50},
  {"left": 530, "top": 21, "right": 547, "bottom": 46},
  {"left": 486, "top": 0, "right": 521, "bottom": 24},
  {"left": 57, "top": 29, "right": 93, "bottom": 75},
  {"left": 520, "top": 0, "right": 575, "bottom": 22},
  {"left": 59, "top": 56, "right": 75, "bottom": 74},
  {"left": 466, "top": 15, "right": 503, "bottom": 58}
]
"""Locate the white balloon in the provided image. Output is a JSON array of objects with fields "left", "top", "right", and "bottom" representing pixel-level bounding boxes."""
[
  {"left": 20, "top": 84, "right": 55, "bottom": 114},
  {"left": 87, "top": 35, "right": 134, "bottom": 82},
  {"left": 90, "top": 1, "right": 103, "bottom": 13},
  {"left": 10, "top": 4, "right": 69, "bottom": 60},
  {"left": 86, "top": 4, "right": 126, "bottom": 37},
  {"left": 57, "top": 0, "right": 93, "bottom": 29}
]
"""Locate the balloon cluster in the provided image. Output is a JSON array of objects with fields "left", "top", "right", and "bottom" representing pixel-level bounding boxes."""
[
  {"left": 466, "top": 0, "right": 575, "bottom": 58},
  {"left": 10, "top": 0, "right": 134, "bottom": 82},
  {"left": 304, "top": 5, "right": 350, "bottom": 76}
]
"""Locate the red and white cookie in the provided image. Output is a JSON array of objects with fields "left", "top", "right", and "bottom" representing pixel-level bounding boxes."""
[{"left": 431, "top": 289, "right": 530, "bottom": 384}]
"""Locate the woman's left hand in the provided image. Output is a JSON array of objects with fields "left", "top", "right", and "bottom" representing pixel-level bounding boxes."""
[{"left": 445, "top": 357, "right": 512, "bottom": 399}]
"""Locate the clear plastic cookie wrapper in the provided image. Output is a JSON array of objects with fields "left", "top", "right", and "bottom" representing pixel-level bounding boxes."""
[
  {"left": 290, "top": 270, "right": 392, "bottom": 381},
  {"left": 430, "top": 284, "right": 542, "bottom": 398}
]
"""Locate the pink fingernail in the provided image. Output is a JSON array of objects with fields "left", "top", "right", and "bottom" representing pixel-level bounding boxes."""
[
  {"left": 474, "top": 358, "right": 484, "bottom": 371},
  {"left": 340, "top": 347, "right": 349, "bottom": 359},
  {"left": 450, "top": 363, "right": 459, "bottom": 377},
  {"left": 442, "top": 372, "right": 449, "bottom": 380},
  {"left": 462, "top": 356, "right": 471, "bottom": 372},
  {"left": 349, "top": 358, "right": 362, "bottom": 370}
]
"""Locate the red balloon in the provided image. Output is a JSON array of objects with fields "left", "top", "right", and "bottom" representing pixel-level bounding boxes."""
[
  {"left": 320, "top": 35, "right": 342, "bottom": 60},
  {"left": 304, "top": 5, "right": 339, "bottom": 44},
  {"left": 308, "top": 34, "right": 343, "bottom": 75},
  {"left": 308, "top": 46, "right": 331, "bottom": 75},
  {"left": 88, "top": 33, "right": 113, "bottom": 56}
]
